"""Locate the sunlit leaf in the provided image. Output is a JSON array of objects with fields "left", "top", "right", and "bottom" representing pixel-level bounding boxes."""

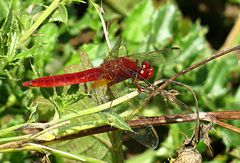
[{"left": 122, "top": 0, "right": 154, "bottom": 43}]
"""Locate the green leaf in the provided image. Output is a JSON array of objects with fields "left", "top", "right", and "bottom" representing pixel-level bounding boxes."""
[
  {"left": 0, "top": 5, "right": 22, "bottom": 60},
  {"left": 26, "top": 103, "right": 39, "bottom": 122},
  {"left": 0, "top": 6, "right": 13, "bottom": 34},
  {"left": 52, "top": 133, "right": 111, "bottom": 162},
  {"left": 177, "top": 21, "right": 208, "bottom": 65},
  {"left": 204, "top": 61, "right": 229, "bottom": 97},
  {"left": 0, "top": 0, "right": 8, "bottom": 21},
  {"left": 69, "top": 4, "right": 101, "bottom": 35},
  {"left": 0, "top": 0, "right": 238, "bottom": 162},
  {"left": 229, "top": 146, "right": 240, "bottom": 160},
  {"left": 122, "top": 0, "right": 154, "bottom": 43},
  {"left": 40, "top": 88, "right": 54, "bottom": 99},
  {"left": 49, "top": 4, "right": 68, "bottom": 24},
  {"left": 203, "top": 56, "right": 237, "bottom": 98},
  {"left": 13, "top": 46, "right": 37, "bottom": 60},
  {"left": 33, "top": 23, "right": 59, "bottom": 75},
  {"left": 79, "top": 43, "right": 106, "bottom": 65},
  {"left": 33, "top": 23, "right": 59, "bottom": 54},
  {"left": 151, "top": 3, "right": 180, "bottom": 47},
  {"left": 99, "top": 111, "right": 132, "bottom": 131}
]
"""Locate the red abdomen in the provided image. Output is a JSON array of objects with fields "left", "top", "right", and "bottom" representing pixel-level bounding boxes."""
[
  {"left": 22, "top": 68, "right": 103, "bottom": 87},
  {"left": 22, "top": 57, "right": 141, "bottom": 88}
]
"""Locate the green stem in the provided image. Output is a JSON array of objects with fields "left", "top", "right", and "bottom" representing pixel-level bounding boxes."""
[
  {"left": 0, "top": 135, "right": 30, "bottom": 144},
  {"left": 18, "top": 0, "right": 61, "bottom": 47},
  {"left": 50, "top": 89, "right": 139, "bottom": 126},
  {"left": 109, "top": 131, "right": 124, "bottom": 163},
  {"left": 90, "top": 1, "right": 112, "bottom": 52},
  {"left": 32, "top": 90, "right": 139, "bottom": 139},
  {"left": 27, "top": 143, "right": 106, "bottom": 163}
]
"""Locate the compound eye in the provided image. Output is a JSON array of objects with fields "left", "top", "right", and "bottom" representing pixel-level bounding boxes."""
[
  {"left": 138, "top": 61, "right": 154, "bottom": 80},
  {"left": 147, "top": 67, "right": 154, "bottom": 80},
  {"left": 142, "top": 61, "right": 151, "bottom": 69}
]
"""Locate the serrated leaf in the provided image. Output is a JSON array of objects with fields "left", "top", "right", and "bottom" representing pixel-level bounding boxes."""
[
  {"left": 33, "top": 23, "right": 59, "bottom": 75},
  {"left": 1, "top": 6, "right": 12, "bottom": 34},
  {"left": 26, "top": 103, "right": 39, "bottom": 123},
  {"left": 49, "top": 4, "right": 68, "bottom": 24},
  {"left": 33, "top": 23, "right": 59, "bottom": 51},
  {"left": 99, "top": 111, "right": 132, "bottom": 131},
  {"left": 14, "top": 46, "right": 36, "bottom": 60}
]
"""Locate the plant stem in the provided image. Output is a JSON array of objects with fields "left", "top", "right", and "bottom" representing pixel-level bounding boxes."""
[
  {"left": 147, "top": 44, "right": 240, "bottom": 101},
  {"left": 40, "top": 110, "right": 240, "bottom": 144},
  {"left": 109, "top": 131, "right": 124, "bottom": 163},
  {"left": 50, "top": 89, "right": 139, "bottom": 126},
  {"left": 18, "top": 0, "right": 61, "bottom": 47},
  {"left": 91, "top": 1, "right": 112, "bottom": 51}
]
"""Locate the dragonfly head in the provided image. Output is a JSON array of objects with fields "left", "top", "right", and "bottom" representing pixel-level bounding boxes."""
[{"left": 138, "top": 61, "right": 154, "bottom": 80}]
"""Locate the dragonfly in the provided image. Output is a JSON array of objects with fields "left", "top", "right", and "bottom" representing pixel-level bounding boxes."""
[
  {"left": 22, "top": 56, "right": 154, "bottom": 88},
  {"left": 22, "top": 40, "right": 180, "bottom": 88},
  {"left": 23, "top": 39, "right": 181, "bottom": 148}
]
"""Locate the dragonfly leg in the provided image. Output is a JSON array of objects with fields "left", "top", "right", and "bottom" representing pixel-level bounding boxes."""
[
  {"left": 132, "top": 78, "right": 155, "bottom": 94},
  {"left": 132, "top": 79, "right": 143, "bottom": 92},
  {"left": 106, "top": 84, "right": 116, "bottom": 100},
  {"left": 161, "top": 89, "right": 193, "bottom": 113},
  {"left": 106, "top": 86, "right": 116, "bottom": 109}
]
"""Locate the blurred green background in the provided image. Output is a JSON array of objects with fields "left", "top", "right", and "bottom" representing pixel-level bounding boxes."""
[{"left": 0, "top": 0, "right": 239, "bottom": 162}]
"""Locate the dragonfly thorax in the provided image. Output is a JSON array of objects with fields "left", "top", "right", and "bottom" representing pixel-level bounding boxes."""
[{"left": 138, "top": 61, "right": 154, "bottom": 80}]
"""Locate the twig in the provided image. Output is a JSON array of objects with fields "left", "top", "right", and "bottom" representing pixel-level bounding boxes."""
[
  {"left": 158, "top": 80, "right": 201, "bottom": 143},
  {"left": 18, "top": 0, "right": 61, "bottom": 47},
  {"left": 221, "top": 15, "right": 240, "bottom": 49},
  {"left": 147, "top": 44, "right": 240, "bottom": 101},
  {"left": 0, "top": 111, "right": 239, "bottom": 151},
  {"left": 91, "top": 1, "right": 112, "bottom": 51},
  {"left": 40, "top": 111, "right": 240, "bottom": 144}
]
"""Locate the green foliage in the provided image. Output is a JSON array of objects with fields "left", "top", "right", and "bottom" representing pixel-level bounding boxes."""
[{"left": 0, "top": 0, "right": 239, "bottom": 162}]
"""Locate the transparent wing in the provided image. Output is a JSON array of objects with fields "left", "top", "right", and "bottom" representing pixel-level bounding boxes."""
[
  {"left": 109, "top": 82, "right": 159, "bottom": 149},
  {"left": 105, "top": 37, "right": 123, "bottom": 60},
  {"left": 128, "top": 47, "right": 181, "bottom": 65},
  {"left": 125, "top": 126, "right": 159, "bottom": 148},
  {"left": 107, "top": 38, "right": 180, "bottom": 66},
  {"left": 110, "top": 37, "right": 122, "bottom": 55}
]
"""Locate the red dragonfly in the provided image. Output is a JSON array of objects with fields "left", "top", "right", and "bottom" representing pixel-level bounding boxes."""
[
  {"left": 23, "top": 56, "right": 154, "bottom": 88},
  {"left": 22, "top": 44, "right": 180, "bottom": 88},
  {"left": 23, "top": 40, "right": 180, "bottom": 148}
]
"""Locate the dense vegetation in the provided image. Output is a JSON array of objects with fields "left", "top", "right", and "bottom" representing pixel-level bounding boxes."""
[{"left": 0, "top": 0, "right": 239, "bottom": 162}]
